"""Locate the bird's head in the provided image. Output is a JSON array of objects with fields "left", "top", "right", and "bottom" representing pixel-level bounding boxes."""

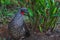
[{"left": 20, "top": 7, "right": 29, "bottom": 15}]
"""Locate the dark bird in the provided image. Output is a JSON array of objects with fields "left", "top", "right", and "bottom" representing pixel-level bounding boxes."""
[{"left": 8, "top": 7, "right": 30, "bottom": 40}]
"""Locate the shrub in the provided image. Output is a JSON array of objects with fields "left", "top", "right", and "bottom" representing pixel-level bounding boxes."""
[{"left": 25, "top": 0, "right": 60, "bottom": 32}]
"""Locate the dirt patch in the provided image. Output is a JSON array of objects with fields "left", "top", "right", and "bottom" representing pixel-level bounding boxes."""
[
  {"left": 25, "top": 32, "right": 60, "bottom": 40},
  {"left": 0, "top": 24, "right": 60, "bottom": 40}
]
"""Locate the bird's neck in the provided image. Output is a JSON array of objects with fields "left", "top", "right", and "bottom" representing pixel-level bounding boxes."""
[{"left": 21, "top": 11, "right": 24, "bottom": 15}]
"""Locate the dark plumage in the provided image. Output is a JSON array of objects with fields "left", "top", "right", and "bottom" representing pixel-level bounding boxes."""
[{"left": 8, "top": 7, "right": 30, "bottom": 40}]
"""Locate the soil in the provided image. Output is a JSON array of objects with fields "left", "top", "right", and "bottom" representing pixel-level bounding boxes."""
[
  {"left": 0, "top": 24, "right": 60, "bottom": 40},
  {"left": 26, "top": 32, "right": 60, "bottom": 40}
]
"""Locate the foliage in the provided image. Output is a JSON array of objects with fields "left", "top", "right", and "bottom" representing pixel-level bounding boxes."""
[
  {"left": 0, "top": 7, "right": 17, "bottom": 24},
  {"left": 0, "top": 0, "right": 19, "bottom": 24},
  {"left": 0, "top": 0, "right": 19, "bottom": 5},
  {"left": 23, "top": 0, "right": 60, "bottom": 32}
]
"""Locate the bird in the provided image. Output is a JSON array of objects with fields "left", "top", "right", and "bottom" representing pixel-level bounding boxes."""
[{"left": 7, "top": 7, "right": 30, "bottom": 40}]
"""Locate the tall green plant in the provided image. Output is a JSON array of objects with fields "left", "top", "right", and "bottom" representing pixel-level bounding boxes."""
[{"left": 23, "top": 0, "right": 60, "bottom": 32}]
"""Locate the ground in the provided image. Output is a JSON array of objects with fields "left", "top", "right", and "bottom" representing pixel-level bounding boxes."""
[
  {"left": 26, "top": 32, "right": 60, "bottom": 40},
  {"left": 0, "top": 24, "right": 60, "bottom": 40}
]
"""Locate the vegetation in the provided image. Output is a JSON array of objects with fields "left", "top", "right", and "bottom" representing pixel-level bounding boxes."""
[
  {"left": 24, "top": 0, "right": 60, "bottom": 32},
  {"left": 0, "top": 0, "right": 60, "bottom": 32}
]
